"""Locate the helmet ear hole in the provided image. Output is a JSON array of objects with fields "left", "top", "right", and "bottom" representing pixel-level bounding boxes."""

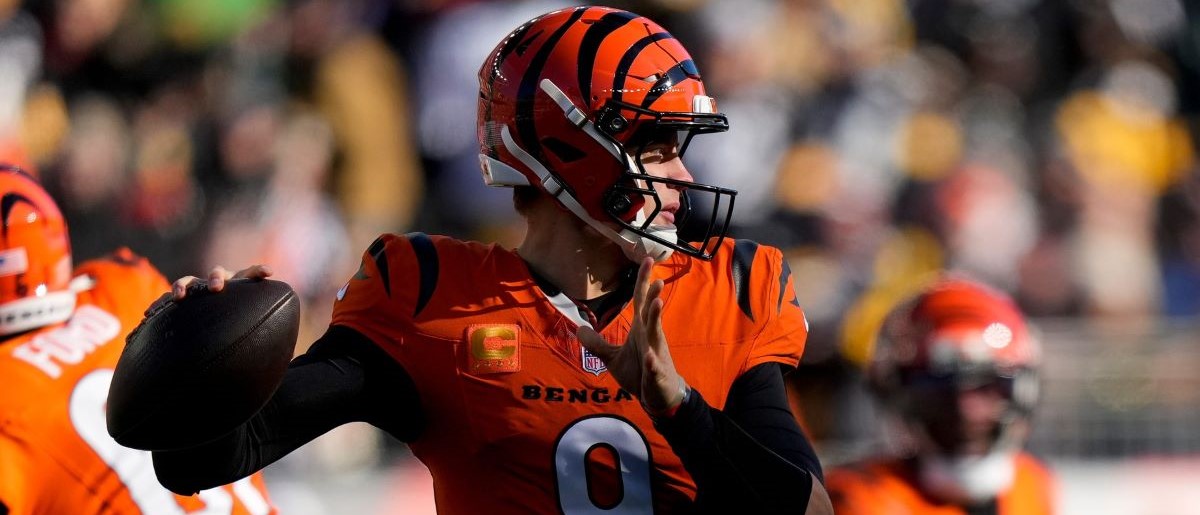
[
  {"left": 596, "top": 107, "right": 629, "bottom": 136},
  {"left": 605, "top": 189, "right": 636, "bottom": 218}
]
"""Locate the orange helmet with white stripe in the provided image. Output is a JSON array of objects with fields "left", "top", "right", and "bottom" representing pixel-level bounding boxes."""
[
  {"left": 871, "top": 277, "right": 1039, "bottom": 388},
  {"left": 0, "top": 165, "right": 74, "bottom": 336},
  {"left": 477, "top": 6, "right": 734, "bottom": 261}
]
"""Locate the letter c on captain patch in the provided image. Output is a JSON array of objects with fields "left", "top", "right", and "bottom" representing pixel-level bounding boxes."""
[{"left": 466, "top": 324, "right": 520, "bottom": 373}]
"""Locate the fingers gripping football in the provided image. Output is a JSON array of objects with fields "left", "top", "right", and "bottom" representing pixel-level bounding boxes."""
[
  {"left": 172, "top": 264, "right": 274, "bottom": 299},
  {"left": 577, "top": 257, "right": 687, "bottom": 417}
]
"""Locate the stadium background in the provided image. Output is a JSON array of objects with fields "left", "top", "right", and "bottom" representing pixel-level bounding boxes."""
[{"left": 2, "top": 0, "right": 1198, "bottom": 513}]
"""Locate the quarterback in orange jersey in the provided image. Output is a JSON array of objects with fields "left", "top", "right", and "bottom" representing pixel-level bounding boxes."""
[
  {"left": 826, "top": 277, "right": 1056, "bottom": 515},
  {"left": 151, "top": 6, "right": 832, "bottom": 515},
  {"left": 0, "top": 166, "right": 276, "bottom": 515}
]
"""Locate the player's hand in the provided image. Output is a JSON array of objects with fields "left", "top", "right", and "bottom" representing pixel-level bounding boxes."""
[
  {"left": 171, "top": 265, "right": 273, "bottom": 300},
  {"left": 577, "top": 257, "right": 687, "bottom": 417}
]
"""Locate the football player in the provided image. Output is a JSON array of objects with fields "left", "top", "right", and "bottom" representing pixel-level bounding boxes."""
[
  {"left": 0, "top": 166, "right": 275, "bottom": 514},
  {"left": 151, "top": 7, "right": 832, "bottom": 514},
  {"left": 826, "top": 277, "right": 1055, "bottom": 514}
]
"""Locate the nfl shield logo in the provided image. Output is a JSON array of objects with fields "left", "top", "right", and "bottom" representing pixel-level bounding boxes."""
[{"left": 582, "top": 347, "right": 607, "bottom": 376}]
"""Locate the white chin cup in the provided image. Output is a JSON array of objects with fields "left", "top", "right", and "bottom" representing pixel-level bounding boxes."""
[
  {"left": 0, "top": 291, "right": 77, "bottom": 336},
  {"left": 618, "top": 225, "right": 677, "bottom": 263},
  {"left": 918, "top": 450, "right": 1017, "bottom": 503}
]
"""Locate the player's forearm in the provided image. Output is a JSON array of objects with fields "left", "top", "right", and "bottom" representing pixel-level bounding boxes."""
[
  {"left": 654, "top": 364, "right": 824, "bottom": 513},
  {"left": 152, "top": 356, "right": 360, "bottom": 493},
  {"left": 153, "top": 326, "right": 422, "bottom": 494}
]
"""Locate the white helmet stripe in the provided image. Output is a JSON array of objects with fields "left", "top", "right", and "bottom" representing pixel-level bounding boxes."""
[
  {"left": 498, "top": 124, "right": 672, "bottom": 262},
  {"left": 539, "top": 79, "right": 623, "bottom": 159}
]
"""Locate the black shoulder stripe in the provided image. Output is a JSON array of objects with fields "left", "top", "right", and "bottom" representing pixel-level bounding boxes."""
[
  {"left": 576, "top": 10, "right": 638, "bottom": 107},
  {"left": 406, "top": 232, "right": 439, "bottom": 318},
  {"left": 368, "top": 237, "right": 391, "bottom": 297},
  {"left": 515, "top": 6, "right": 587, "bottom": 158},
  {"left": 732, "top": 239, "right": 758, "bottom": 321},
  {"left": 611, "top": 32, "right": 675, "bottom": 104},
  {"left": 778, "top": 258, "right": 799, "bottom": 313},
  {"left": 639, "top": 59, "right": 697, "bottom": 109}
]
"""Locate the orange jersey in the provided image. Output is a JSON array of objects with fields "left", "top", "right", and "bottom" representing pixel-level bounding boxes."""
[
  {"left": 826, "top": 453, "right": 1056, "bottom": 515},
  {"left": 0, "top": 249, "right": 275, "bottom": 515},
  {"left": 332, "top": 233, "right": 808, "bottom": 515}
]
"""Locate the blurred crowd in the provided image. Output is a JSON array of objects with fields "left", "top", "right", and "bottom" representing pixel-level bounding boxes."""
[{"left": 1, "top": 0, "right": 1198, "bottom": 492}]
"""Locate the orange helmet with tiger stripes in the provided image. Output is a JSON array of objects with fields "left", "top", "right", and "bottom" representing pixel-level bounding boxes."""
[
  {"left": 872, "top": 277, "right": 1039, "bottom": 381},
  {"left": 0, "top": 165, "right": 75, "bottom": 336},
  {"left": 870, "top": 275, "right": 1040, "bottom": 448},
  {"left": 477, "top": 6, "right": 734, "bottom": 261}
]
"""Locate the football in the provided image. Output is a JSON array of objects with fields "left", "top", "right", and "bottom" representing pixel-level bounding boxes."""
[{"left": 107, "top": 278, "right": 300, "bottom": 451}]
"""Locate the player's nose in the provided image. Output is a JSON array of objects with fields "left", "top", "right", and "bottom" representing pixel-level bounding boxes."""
[{"left": 664, "top": 156, "right": 693, "bottom": 186}]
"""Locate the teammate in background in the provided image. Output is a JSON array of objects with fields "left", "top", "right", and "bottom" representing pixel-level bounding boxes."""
[
  {"left": 150, "top": 6, "right": 832, "bottom": 514},
  {"left": 826, "top": 276, "right": 1055, "bottom": 514},
  {"left": 0, "top": 166, "right": 275, "bottom": 515}
]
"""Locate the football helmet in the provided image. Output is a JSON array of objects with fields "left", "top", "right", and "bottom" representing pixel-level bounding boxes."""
[
  {"left": 0, "top": 164, "right": 75, "bottom": 335},
  {"left": 477, "top": 6, "right": 735, "bottom": 262},
  {"left": 869, "top": 276, "right": 1040, "bottom": 502}
]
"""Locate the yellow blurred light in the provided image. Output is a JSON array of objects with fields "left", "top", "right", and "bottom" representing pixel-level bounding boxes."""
[
  {"left": 20, "top": 84, "right": 70, "bottom": 166},
  {"left": 841, "top": 227, "right": 944, "bottom": 368},
  {"left": 1056, "top": 91, "right": 1195, "bottom": 194},
  {"left": 898, "top": 111, "right": 963, "bottom": 181},
  {"left": 774, "top": 142, "right": 839, "bottom": 211},
  {"left": 828, "top": 0, "right": 916, "bottom": 67}
]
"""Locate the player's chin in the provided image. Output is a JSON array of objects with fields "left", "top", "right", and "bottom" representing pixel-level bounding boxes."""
[
  {"left": 956, "top": 444, "right": 994, "bottom": 458},
  {"left": 645, "top": 223, "right": 678, "bottom": 239},
  {"left": 937, "top": 435, "right": 995, "bottom": 458}
]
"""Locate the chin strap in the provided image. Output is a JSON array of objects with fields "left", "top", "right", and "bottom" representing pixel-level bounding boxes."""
[
  {"left": 480, "top": 78, "right": 677, "bottom": 263},
  {"left": 918, "top": 450, "right": 1017, "bottom": 504}
]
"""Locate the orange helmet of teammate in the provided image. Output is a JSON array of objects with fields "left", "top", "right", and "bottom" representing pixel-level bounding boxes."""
[
  {"left": 0, "top": 164, "right": 74, "bottom": 335},
  {"left": 477, "top": 6, "right": 734, "bottom": 262},
  {"left": 868, "top": 275, "right": 1040, "bottom": 503}
]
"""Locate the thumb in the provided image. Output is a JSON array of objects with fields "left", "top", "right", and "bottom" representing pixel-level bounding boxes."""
[{"left": 577, "top": 326, "right": 618, "bottom": 362}]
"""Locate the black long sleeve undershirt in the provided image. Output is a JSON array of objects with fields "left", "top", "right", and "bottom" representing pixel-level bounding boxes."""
[
  {"left": 153, "top": 327, "right": 823, "bottom": 512},
  {"left": 656, "top": 363, "right": 822, "bottom": 514},
  {"left": 153, "top": 326, "right": 421, "bottom": 494}
]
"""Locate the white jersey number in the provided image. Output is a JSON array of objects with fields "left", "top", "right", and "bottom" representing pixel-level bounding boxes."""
[
  {"left": 68, "top": 369, "right": 270, "bottom": 514},
  {"left": 554, "top": 415, "right": 653, "bottom": 514}
]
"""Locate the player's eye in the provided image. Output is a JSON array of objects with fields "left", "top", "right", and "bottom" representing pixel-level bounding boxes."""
[
  {"left": 639, "top": 139, "right": 679, "bottom": 163},
  {"left": 639, "top": 146, "right": 665, "bottom": 162}
]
